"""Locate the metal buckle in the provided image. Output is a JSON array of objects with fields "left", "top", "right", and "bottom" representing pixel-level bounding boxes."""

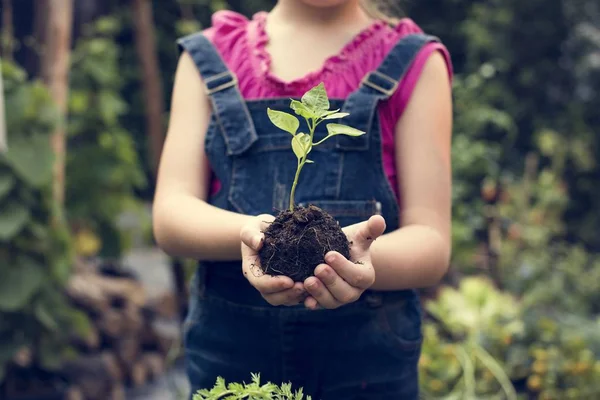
[
  {"left": 361, "top": 71, "right": 398, "bottom": 97},
  {"left": 204, "top": 71, "right": 238, "bottom": 95}
]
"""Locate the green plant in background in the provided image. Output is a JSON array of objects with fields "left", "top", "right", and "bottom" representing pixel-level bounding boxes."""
[
  {"left": 490, "top": 136, "right": 600, "bottom": 316},
  {"left": 67, "top": 16, "right": 147, "bottom": 258},
  {"left": 448, "top": 69, "right": 514, "bottom": 272},
  {"left": 266, "top": 83, "right": 364, "bottom": 210},
  {"left": 420, "top": 277, "right": 521, "bottom": 399},
  {"left": 0, "top": 61, "right": 90, "bottom": 383},
  {"left": 518, "top": 312, "right": 600, "bottom": 399},
  {"left": 194, "top": 373, "right": 311, "bottom": 400}
]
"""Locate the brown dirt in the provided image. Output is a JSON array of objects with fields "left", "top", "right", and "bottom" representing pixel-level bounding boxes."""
[{"left": 258, "top": 205, "right": 350, "bottom": 282}]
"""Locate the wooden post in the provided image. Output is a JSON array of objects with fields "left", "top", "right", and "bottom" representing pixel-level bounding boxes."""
[
  {"left": 131, "top": 0, "right": 165, "bottom": 176},
  {"left": 1, "top": 0, "right": 13, "bottom": 61},
  {"left": 41, "top": 0, "right": 74, "bottom": 208}
]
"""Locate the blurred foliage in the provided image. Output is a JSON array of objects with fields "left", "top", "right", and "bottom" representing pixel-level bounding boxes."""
[
  {"left": 404, "top": 0, "right": 600, "bottom": 249},
  {"left": 0, "top": 61, "right": 90, "bottom": 383},
  {"left": 67, "top": 16, "right": 147, "bottom": 258},
  {"left": 420, "top": 278, "right": 600, "bottom": 399},
  {"left": 420, "top": 278, "right": 522, "bottom": 399},
  {"left": 407, "top": 3, "right": 600, "bottom": 394}
]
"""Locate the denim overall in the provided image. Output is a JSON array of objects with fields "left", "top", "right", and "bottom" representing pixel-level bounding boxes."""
[{"left": 177, "top": 31, "right": 439, "bottom": 400}]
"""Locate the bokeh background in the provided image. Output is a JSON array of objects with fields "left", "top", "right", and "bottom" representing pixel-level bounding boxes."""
[{"left": 1, "top": 0, "right": 599, "bottom": 399}]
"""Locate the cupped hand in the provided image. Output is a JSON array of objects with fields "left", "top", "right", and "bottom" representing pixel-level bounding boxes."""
[
  {"left": 303, "top": 215, "right": 386, "bottom": 310},
  {"left": 240, "top": 214, "right": 307, "bottom": 306}
]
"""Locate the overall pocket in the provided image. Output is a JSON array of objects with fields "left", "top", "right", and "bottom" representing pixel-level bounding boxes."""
[{"left": 374, "top": 293, "right": 423, "bottom": 359}]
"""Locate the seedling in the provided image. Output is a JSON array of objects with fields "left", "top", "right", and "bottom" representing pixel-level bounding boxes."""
[
  {"left": 258, "top": 83, "right": 365, "bottom": 282},
  {"left": 266, "top": 83, "right": 365, "bottom": 211},
  {"left": 194, "top": 373, "right": 311, "bottom": 400}
]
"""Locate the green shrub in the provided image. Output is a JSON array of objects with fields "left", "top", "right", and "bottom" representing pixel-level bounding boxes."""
[
  {"left": 0, "top": 61, "right": 89, "bottom": 383},
  {"left": 67, "top": 16, "right": 147, "bottom": 258}
]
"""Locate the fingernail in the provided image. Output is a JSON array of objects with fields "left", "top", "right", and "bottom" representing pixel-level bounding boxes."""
[
  {"left": 318, "top": 267, "right": 331, "bottom": 278},
  {"left": 325, "top": 252, "right": 336, "bottom": 263},
  {"left": 306, "top": 280, "right": 317, "bottom": 289},
  {"left": 253, "top": 236, "right": 262, "bottom": 249},
  {"left": 281, "top": 278, "right": 294, "bottom": 288}
]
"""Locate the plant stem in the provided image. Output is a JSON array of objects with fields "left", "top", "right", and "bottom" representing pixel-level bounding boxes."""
[
  {"left": 474, "top": 344, "right": 517, "bottom": 400},
  {"left": 288, "top": 118, "right": 319, "bottom": 211},
  {"left": 289, "top": 158, "right": 304, "bottom": 211},
  {"left": 457, "top": 345, "right": 476, "bottom": 399}
]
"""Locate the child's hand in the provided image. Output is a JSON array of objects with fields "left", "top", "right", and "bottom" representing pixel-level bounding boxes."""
[
  {"left": 303, "top": 215, "right": 386, "bottom": 310},
  {"left": 241, "top": 215, "right": 307, "bottom": 306}
]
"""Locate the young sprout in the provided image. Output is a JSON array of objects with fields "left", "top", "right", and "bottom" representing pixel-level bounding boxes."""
[{"left": 266, "top": 83, "right": 365, "bottom": 211}]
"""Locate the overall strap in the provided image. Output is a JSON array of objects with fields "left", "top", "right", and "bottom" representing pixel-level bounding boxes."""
[
  {"left": 339, "top": 33, "right": 440, "bottom": 150},
  {"left": 177, "top": 32, "right": 257, "bottom": 155}
]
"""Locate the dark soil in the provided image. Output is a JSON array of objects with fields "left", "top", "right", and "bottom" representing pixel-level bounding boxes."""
[{"left": 258, "top": 205, "right": 350, "bottom": 282}]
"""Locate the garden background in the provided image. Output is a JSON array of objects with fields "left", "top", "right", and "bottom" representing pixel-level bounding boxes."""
[{"left": 1, "top": 0, "right": 599, "bottom": 399}]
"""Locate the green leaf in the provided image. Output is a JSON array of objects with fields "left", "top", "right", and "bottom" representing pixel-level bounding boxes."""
[
  {"left": 267, "top": 108, "right": 299, "bottom": 135},
  {"left": 0, "top": 202, "right": 31, "bottom": 240},
  {"left": 322, "top": 112, "right": 350, "bottom": 120},
  {"left": 4, "top": 135, "right": 54, "bottom": 188},
  {"left": 0, "top": 255, "right": 44, "bottom": 311},
  {"left": 0, "top": 174, "right": 15, "bottom": 199},
  {"left": 326, "top": 123, "right": 365, "bottom": 137},
  {"left": 291, "top": 133, "right": 312, "bottom": 160},
  {"left": 290, "top": 100, "right": 314, "bottom": 119},
  {"left": 35, "top": 302, "right": 59, "bottom": 331},
  {"left": 301, "top": 83, "right": 330, "bottom": 114}
]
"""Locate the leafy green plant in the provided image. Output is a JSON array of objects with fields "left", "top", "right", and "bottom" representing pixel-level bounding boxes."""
[
  {"left": 194, "top": 373, "right": 311, "bottom": 400},
  {"left": 266, "top": 83, "right": 364, "bottom": 211},
  {"left": 515, "top": 312, "right": 600, "bottom": 399},
  {"left": 0, "top": 60, "right": 89, "bottom": 384},
  {"left": 420, "top": 277, "right": 521, "bottom": 399},
  {"left": 257, "top": 83, "right": 368, "bottom": 281},
  {"left": 67, "top": 16, "right": 147, "bottom": 258}
]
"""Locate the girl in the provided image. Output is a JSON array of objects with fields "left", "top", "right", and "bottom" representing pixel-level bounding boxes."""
[{"left": 153, "top": 0, "right": 453, "bottom": 398}]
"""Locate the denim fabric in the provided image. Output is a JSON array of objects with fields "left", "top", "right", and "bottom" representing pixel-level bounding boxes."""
[{"left": 177, "top": 31, "right": 438, "bottom": 399}]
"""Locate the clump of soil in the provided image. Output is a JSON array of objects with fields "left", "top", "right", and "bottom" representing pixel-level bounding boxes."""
[{"left": 258, "top": 205, "right": 350, "bottom": 282}]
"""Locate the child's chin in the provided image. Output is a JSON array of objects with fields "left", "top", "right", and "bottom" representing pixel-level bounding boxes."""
[{"left": 298, "top": 0, "right": 355, "bottom": 8}]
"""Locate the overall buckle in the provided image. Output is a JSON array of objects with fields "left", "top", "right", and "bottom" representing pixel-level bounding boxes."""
[
  {"left": 361, "top": 71, "right": 398, "bottom": 97},
  {"left": 204, "top": 71, "right": 238, "bottom": 95}
]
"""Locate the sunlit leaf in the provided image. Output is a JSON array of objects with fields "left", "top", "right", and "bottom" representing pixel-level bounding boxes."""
[
  {"left": 267, "top": 108, "right": 299, "bottom": 135},
  {"left": 291, "top": 133, "right": 311, "bottom": 160},
  {"left": 326, "top": 123, "right": 365, "bottom": 137},
  {"left": 301, "top": 83, "right": 329, "bottom": 113},
  {"left": 322, "top": 112, "right": 350, "bottom": 120},
  {"left": 290, "top": 100, "right": 314, "bottom": 119}
]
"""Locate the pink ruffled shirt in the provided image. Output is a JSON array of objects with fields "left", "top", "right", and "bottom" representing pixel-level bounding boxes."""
[{"left": 203, "top": 11, "right": 452, "bottom": 198}]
